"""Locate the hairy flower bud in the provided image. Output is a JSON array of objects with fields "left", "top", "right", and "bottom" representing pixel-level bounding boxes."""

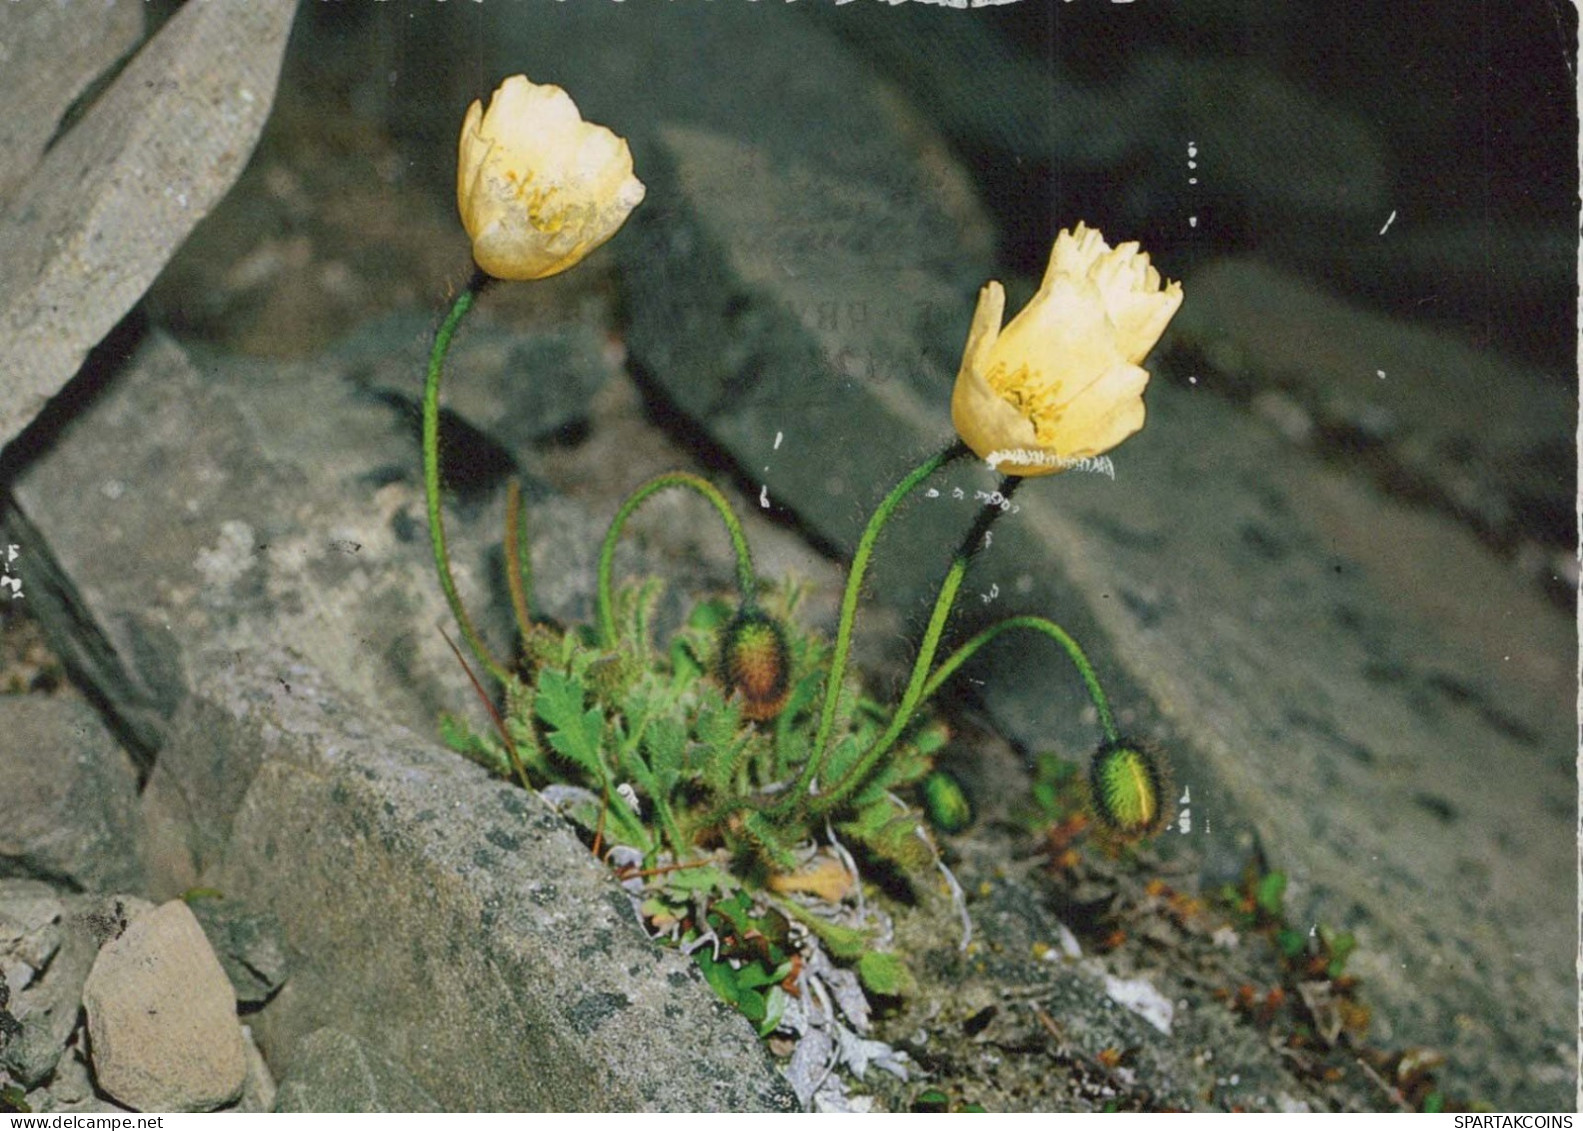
[
  {"left": 718, "top": 609, "right": 791, "bottom": 722},
  {"left": 1088, "top": 737, "right": 1172, "bottom": 837}
]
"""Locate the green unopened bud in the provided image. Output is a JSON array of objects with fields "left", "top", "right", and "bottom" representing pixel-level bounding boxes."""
[
  {"left": 922, "top": 770, "right": 973, "bottom": 834},
  {"left": 718, "top": 608, "right": 791, "bottom": 722},
  {"left": 1088, "top": 738, "right": 1172, "bottom": 837}
]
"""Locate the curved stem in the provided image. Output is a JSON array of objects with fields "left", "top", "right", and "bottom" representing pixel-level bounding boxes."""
[
  {"left": 504, "top": 478, "right": 535, "bottom": 646},
  {"left": 921, "top": 615, "right": 1119, "bottom": 743},
  {"left": 596, "top": 472, "right": 756, "bottom": 648},
  {"left": 807, "top": 554, "right": 968, "bottom": 816},
  {"left": 423, "top": 270, "right": 510, "bottom": 686},
  {"left": 796, "top": 463, "right": 1010, "bottom": 817},
  {"left": 784, "top": 443, "right": 967, "bottom": 811}
]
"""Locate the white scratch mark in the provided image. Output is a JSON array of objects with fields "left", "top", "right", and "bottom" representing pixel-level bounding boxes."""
[
  {"left": 1379, "top": 210, "right": 1397, "bottom": 235},
  {"left": 774, "top": 431, "right": 784, "bottom": 450},
  {"left": 759, "top": 485, "right": 770, "bottom": 509}
]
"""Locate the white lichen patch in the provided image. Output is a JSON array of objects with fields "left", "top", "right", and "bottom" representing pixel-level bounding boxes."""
[
  {"left": 193, "top": 520, "right": 257, "bottom": 593},
  {"left": 1102, "top": 973, "right": 1175, "bottom": 1036}
]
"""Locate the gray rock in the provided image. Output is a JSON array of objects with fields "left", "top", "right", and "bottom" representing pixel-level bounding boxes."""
[
  {"left": 0, "top": 695, "right": 146, "bottom": 894},
  {"left": 1278, "top": 223, "right": 1578, "bottom": 378},
  {"left": 0, "top": 0, "right": 296, "bottom": 456},
  {"left": 1171, "top": 258, "right": 1574, "bottom": 558},
  {"left": 0, "top": 889, "right": 145, "bottom": 1091},
  {"left": 231, "top": 1026, "right": 277, "bottom": 1114},
  {"left": 0, "top": 0, "right": 143, "bottom": 204},
  {"left": 187, "top": 899, "right": 289, "bottom": 1009},
  {"left": 4, "top": 322, "right": 608, "bottom": 784},
  {"left": 22, "top": 1032, "right": 93, "bottom": 1112},
  {"left": 23, "top": 1052, "right": 133, "bottom": 1116},
  {"left": 183, "top": 643, "right": 793, "bottom": 1112},
  {"left": 82, "top": 899, "right": 247, "bottom": 1113},
  {"left": 273, "top": 1028, "right": 441, "bottom": 1114},
  {"left": 18, "top": 1028, "right": 133, "bottom": 1115},
  {"left": 924, "top": 853, "right": 1304, "bottom": 1112},
  {"left": 0, "top": 881, "right": 62, "bottom": 992},
  {"left": 810, "top": 7, "right": 1386, "bottom": 225}
]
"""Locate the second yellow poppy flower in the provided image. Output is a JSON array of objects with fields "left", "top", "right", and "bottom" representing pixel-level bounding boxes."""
[{"left": 950, "top": 223, "right": 1183, "bottom": 477}]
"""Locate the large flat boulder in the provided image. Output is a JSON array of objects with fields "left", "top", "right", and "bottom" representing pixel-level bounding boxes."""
[{"left": 0, "top": 1, "right": 295, "bottom": 457}]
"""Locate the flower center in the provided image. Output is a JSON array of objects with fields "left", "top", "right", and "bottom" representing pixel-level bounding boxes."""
[{"left": 987, "top": 363, "right": 1064, "bottom": 444}]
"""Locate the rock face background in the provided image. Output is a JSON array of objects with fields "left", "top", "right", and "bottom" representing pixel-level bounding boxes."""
[{"left": 0, "top": 0, "right": 1574, "bottom": 1113}]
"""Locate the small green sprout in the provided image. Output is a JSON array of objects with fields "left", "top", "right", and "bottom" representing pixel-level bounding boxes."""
[{"left": 922, "top": 770, "right": 973, "bottom": 834}]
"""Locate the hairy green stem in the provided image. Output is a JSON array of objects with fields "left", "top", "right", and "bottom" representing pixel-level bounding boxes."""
[
  {"left": 807, "top": 475, "right": 1020, "bottom": 815},
  {"left": 808, "top": 558, "right": 967, "bottom": 816},
  {"left": 922, "top": 615, "right": 1119, "bottom": 743},
  {"left": 778, "top": 443, "right": 968, "bottom": 814},
  {"left": 596, "top": 472, "right": 756, "bottom": 648},
  {"left": 423, "top": 270, "right": 510, "bottom": 686},
  {"left": 504, "top": 479, "right": 535, "bottom": 646}
]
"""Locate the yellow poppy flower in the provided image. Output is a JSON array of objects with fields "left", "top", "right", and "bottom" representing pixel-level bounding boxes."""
[
  {"left": 456, "top": 75, "right": 645, "bottom": 281},
  {"left": 950, "top": 223, "right": 1183, "bottom": 477}
]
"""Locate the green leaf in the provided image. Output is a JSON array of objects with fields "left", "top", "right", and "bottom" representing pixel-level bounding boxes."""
[
  {"left": 439, "top": 714, "right": 511, "bottom": 775},
  {"left": 737, "top": 987, "right": 768, "bottom": 1026},
  {"left": 687, "top": 598, "right": 734, "bottom": 632},
  {"left": 733, "top": 811, "right": 799, "bottom": 871},
  {"left": 1422, "top": 1092, "right": 1445, "bottom": 1114},
  {"left": 840, "top": 798, "right": 894, "bottom": 840},
  {"left": 757, "top": 985, "right": 788, "bottom": 1037},
  {"left": 821, "top": 733, "right": 865, "bottom": 786},
  {"left": 691, "top": 945, "right": 746, "bottom": 1010},
  {"left": 866, "top": 812, "right": 933, "bottom": 871},
  {"left": 922, "top": 771, "right": 972, "bottom": 834},
  {"left": 1322, "top": 927, "right": 1357, "bottom": 978},
  {"left": 669, "top": 634, "right": 705, "bottom": 682},
  {"left": 663, "top": 864, "right": 731, "bottom": 894},
  {"left": 1274, "top": 927, "right": 1307, "bottom": 960},
  {"left": 735, "top": 959, "right": 793, "bottom": 991},
  {"left": 695, "top": 695, "right": 752, "bottom": 797},
  {"left": 708, "top": 891, "right": 760, "bottom": 938},
  {"left": 644, "top": 716, "right": 688, "bottom": 795},
  {"left": 866, "top": 737, "right": 934, "bottom": 793},
  {"left": 535, "top": 669, "right": 608, "bottom": 784},
  {"left": 1255, "top": 871, "right": 1287, "bottom": 918},
  {"left": 777, "top": 668, "right": 823, "bottom": 729},
  {"left": 858, "top": 951, "right": 916, "bottom": 997},
  {"left": 778, "top": 899, "right": 869, "bottom": 959}
]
